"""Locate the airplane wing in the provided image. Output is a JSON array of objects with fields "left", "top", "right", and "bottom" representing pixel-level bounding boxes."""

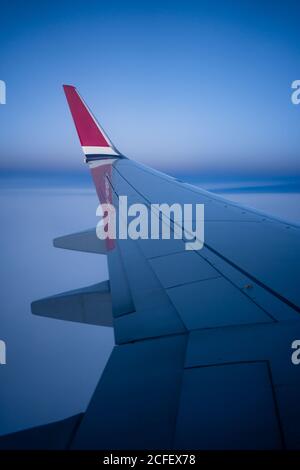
[{"left": 1, "top": 86, "right": 300, "bottom": 450}]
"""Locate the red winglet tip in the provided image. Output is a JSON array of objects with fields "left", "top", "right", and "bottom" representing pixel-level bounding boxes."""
[{"left": 63, "top": 85, "right": 120, "bottom": 157}]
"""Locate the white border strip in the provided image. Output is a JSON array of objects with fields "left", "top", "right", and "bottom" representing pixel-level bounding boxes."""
[
  {"left": 82, "top": 146, "right": 119, "bottom": 155},
  {"left": 75, "top": 88, "right": 120, "bottom": 154}
]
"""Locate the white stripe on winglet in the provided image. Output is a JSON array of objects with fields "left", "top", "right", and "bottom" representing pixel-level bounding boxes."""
[
  {"left": 88, "top": 158, "right": 117, "bottom": 168},
  {"left": 82, "top": 146, "right": 119, "bottom": 155}
]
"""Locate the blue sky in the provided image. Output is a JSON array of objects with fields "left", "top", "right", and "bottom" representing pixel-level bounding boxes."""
[
  {"left": 0, "top": 1, "right": 300, "bottom": 436},
  {"left": 0, "top": 0, "right": 299, "bottom": 179}
]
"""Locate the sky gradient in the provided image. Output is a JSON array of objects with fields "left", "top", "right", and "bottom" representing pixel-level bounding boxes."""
[
  {"left": 0, "top": 1, "right": 300, "bottom": 436},
  {"left": 0, "top": 0, "right": 299, "bottom": 179}
]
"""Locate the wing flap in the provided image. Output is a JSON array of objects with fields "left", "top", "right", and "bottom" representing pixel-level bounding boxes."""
[
  {"left": 31, "top": 281, "right": 113, "bottom": 326},
  {"left": 53, "top": 229, "right": 107, "bottom": 255}
]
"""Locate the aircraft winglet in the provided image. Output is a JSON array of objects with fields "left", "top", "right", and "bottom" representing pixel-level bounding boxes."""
[{"left": 63, "top": 85, "right": 121, "bottom": 161}]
